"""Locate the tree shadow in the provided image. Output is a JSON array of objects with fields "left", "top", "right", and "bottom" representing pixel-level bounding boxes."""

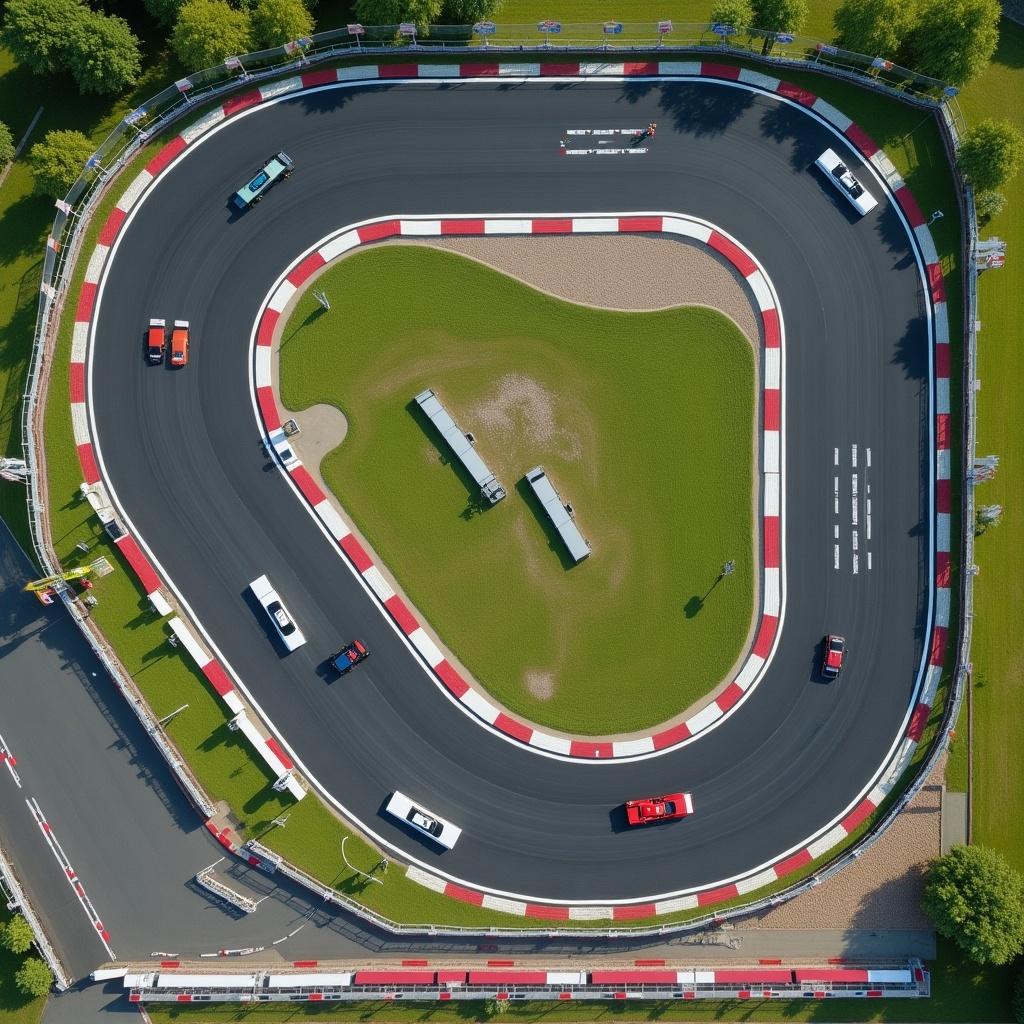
[
  {"left": 653, "top": 80, "right": 756, "bottom": 139},
  {"left": 758, "top": 101, "right": 829, "bottom": 174},
  {"left": 683, "top": 595, "right": 703, "bottom": 618}
]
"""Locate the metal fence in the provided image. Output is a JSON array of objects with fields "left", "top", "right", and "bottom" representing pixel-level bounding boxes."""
[{"left": 16, "top": 25, "right": 975, "bottom": 943}]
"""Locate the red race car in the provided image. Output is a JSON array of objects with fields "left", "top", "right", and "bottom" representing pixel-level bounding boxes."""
[
  {"left": 625, "top": 792, "right": 694, "bottom": 827},
  {"left": 822, "top": 634, "right": 846, "bottom": 678}
]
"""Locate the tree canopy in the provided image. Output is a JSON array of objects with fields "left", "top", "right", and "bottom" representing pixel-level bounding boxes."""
[
  {"left": 901, "top": 0, "right": 1000, "bottom": 85},
  {"left": 834, "top": 0, "right": 917, "bottom": 58},
  {"left": 251, "top": 0, "right": 315, "bottom": 50},
  {"left": 709, "top": 0, "right": 754, "bottom": 30},
  {"left": 0, "top": 0, "right": 89, "bottom": 75},
  {"left": 171, "top": 0, "right": 253, "bottom": 72},
  {"left": 922, "top": 845, "right": 1024, "bottom": 965},
  {"left": 67, "top": 11, "right": 142, "bottom": 94},
  {"left": 957, "top": 119, "right": 1024, "bottom": 193},
  {"left": 14, "top": 957, "right": 52, "bottom": 998},
  {"left": 0, "top": 121, "right": 15, "bottom": 167},
  {"left": 29, "top": 130, "right": 94, "bottom": 199}
]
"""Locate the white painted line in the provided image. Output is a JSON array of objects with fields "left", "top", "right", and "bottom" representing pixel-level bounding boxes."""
[
  {"left": 834, "top": 447, "right": 839, "bottom": 465},
  {"left": 563, "top": 147, "right": 647, "bottom": 156},
  {"left": 866, "top": 447, "right": 872, "bottom": 468},
  {"left": 867, "top": 551, "right": 872, "bottom": 571},
  {"left": 853, "top": 553, "right": 859, "bottom": 575},
  {"left": 834, "top": 544, "right": 839, "bottom": 570},
  {"left": 0, "top": 732, "right": 21, "bottom": 788},
  {"left": 851, "top": 443, "right": 857, "bottom": 468},
  {"left": 852, "top": 530, "right": 858, "bottom": 551}
]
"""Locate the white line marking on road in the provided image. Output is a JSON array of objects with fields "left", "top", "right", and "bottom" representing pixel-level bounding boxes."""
[
  {"left": 834, "top": 525, "right": 840, "bottom": 539},
  {"left": 868, "top": 551, "right": 872, "bottom": 571},
  {"left": 563, "top": 147, "right": 648, "bottom": 156},
  {"left": 26, "top": 797, "right": 115, "bottom": 959},
  {"left": 852, "top": 530, "right": 859, "bottom": 551},
  {"left": 867, "top": 498, "right": 872, "bottom": 541},
  {"left": 834, "top": 544, "right": 840, "bottom": 570},
  {"left": 866, "top": 447, "right": 872, "bottom": 468},
  {"left": 851, "top": 473, "right": 859, "bottom": 526},
  {"left": 834, "top": 447, "right": 839, "bottom": 465},
  {"left": 853, "top": 553, "right": 859, "bottom": 575},
  {"left": 851, "top": 444, "right": 858, "bottom": 468},
  {"left": 0, "top": 732, "right": 21, "bottom": 788},
  {"left": 566, "top": 128, "right": 645, "bottom": 136}
]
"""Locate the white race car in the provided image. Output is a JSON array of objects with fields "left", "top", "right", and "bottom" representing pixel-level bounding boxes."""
[
  {"left": 815, "top": 148, "right": 878, "bottom": 216},
  {"left": 384, "top": 791, "right": 462, "bottom": 849},
  {"left": 249, "top": 574, "right": 306, "bottom": 652}
]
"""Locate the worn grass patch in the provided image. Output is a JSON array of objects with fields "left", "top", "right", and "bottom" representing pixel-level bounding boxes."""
[{"left": 280, "top": 246, "right": 755, "bottom": 734}]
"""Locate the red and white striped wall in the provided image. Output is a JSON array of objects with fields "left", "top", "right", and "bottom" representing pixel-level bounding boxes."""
[
  {"left": 67, "top": 59, "right": 949, "bottom": 917},
  {"left": 253, "top": 212, "right": 784, "bottom": 763}
]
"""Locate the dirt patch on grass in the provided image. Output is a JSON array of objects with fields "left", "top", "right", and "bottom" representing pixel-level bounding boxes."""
[
  {"left": 525, "top": 670, "right": 555, "bottom": 701},
  {"left": 469, "top": 373, "right": 583, "bottom": 463}
]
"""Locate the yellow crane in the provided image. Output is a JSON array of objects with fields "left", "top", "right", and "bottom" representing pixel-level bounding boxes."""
[{"left": 24, "top": 566, "right": 94, "bottom": 604}]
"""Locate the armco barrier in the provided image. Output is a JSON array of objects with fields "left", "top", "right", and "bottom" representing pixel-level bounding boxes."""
[{"left": 22, "top": 47, "right": 971, "bottom": 936}]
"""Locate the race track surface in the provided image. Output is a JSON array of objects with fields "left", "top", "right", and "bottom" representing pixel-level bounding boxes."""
[{"left": 89, "top": 80, "right": 930, "bottom": 903}]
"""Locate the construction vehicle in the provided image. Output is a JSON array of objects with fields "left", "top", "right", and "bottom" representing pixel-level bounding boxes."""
[{"left": 24, "top": 567, "right": 94, "bottom": 605}]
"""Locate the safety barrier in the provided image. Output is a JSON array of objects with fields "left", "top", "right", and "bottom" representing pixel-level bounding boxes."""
[
  {"left": 119, "top": 961, "right": 929, "bottom": 1003},
  {"left": 19, "top": 31, "right": 971, "bottom": 941},
  {"left": 194, "top": 864, "right": 260, "bottom": 915},
  {"left": 0, "top": 840, "right": 70, "bottom": 990}
]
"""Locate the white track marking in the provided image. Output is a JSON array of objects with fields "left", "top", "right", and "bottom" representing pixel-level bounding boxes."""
[
  {"left": 834, "top": 447, "right": 839, "bottom": 465},
  {"left": 566, "top": 128, "right": 645, "bottom": 135},
  {"left": 868, "top": 552, "right": 873, "bottom": 571},
  {"left": 834, "top": 544, "right": 840, "bottom": 569},
  {"left": 26, "top": 797, "right": 115, "bottom": 958},
  {"left": 563, "top": 147, "right": 647, "bottom": 156},
  {"left": 851, "top": 443, "right": 857, "bottom": 468},
  {"left": 853, "top": 553, "right": 859, "bottom": 574},
  {"left": 0, "top": 732, "right": 21, "bottom": 788},
  {"left": 852, "top": 473, "right": 859, "bottom": 526}
]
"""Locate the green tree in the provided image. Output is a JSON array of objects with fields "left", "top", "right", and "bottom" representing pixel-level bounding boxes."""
[
  {"left": 0, "top": 121, "right": 15, "bottom": 167},
  {"left": 252, "top": 0, "right": 314, "bottom": 48},
  {"left": 353, "top": 0, "right": 442, "bottom": 33},
  {"left": 441, "top": 0, "right": 502, "bottom": 21},
  {"left": 834, "top": 0, "right": 917, "bottom": 57},
  {"left": 922, "top": 845, "right": 1024, "bottom": 965},
  {"left": 28, "top": 130, "right": 94, "bottom": 199},
  {"left": 957, "top": 119, "right": 1024, "bottom": 192},
  {"left": 0, "top": 0, "right": 88, "bottom": 74},
  {"left": 975, "top": 189, "right": 1006, "bottom": 222},
  {"left": 14, "top": 957, "right": 52, "bottom": 998},
  {"left": 709, "top": 0, "right": 754, "bottom": 30},
  {"left": 67, "top": 11, "right": 141, "bottom": 94},
  {"left": 143, "top": 0, "right": 184, "bottom": 27},
  {"left": 901, "top": 0, "right": 1000, "bottom": 86},
  {"left": 751, "top": 0, "right": 807, "bottom": 52},
  {"left": 172, "top": 0, "right": 253, "bottom": 72},
  {"left": 1, "top": 915, "right": 34, "bottom": 955}
]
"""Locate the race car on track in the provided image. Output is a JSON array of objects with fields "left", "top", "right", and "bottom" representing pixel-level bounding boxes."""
[
  {"left": 231, "top": 151, "right": 293, "bottom": 209},
  {"left": 814, "top": 148, "right": 878, "bottom": 216},
  {"left": 384, "top": 790, "right": 462, "bottom": 849},
  {"left": 822, "top": 634, "right": 846, "bottom": 678},
  {"left": 169, "top": 319, "right": 190, "bottom": 367},
  {"left": 146, "top": 318, "right": 165, "bottom": 363},
  {"left": 249, "top": 574, "right": 307, "bottom": 652},
  {"left": 330, "top": 640, "right": 369, "bottom": 674},
  {"left": 625, "top": 792, "right": 694, "bottom": 827}
]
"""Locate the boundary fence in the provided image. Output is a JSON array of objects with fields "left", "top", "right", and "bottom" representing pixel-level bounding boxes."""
[{"left": 17, "top": 28, "right": 976, "bottom": 948}]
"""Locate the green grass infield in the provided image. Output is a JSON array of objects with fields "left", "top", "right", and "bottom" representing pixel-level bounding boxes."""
[{"left": 279, "top": 245, "right": 755, "bottom": 735}]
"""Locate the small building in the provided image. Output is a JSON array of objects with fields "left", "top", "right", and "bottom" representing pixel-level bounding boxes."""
[
  {"left": 414, "top": 388, "right": 506, "bottom": 504},
  {"left": 524, "top": 467, "right": 590, "bottom": 564}
]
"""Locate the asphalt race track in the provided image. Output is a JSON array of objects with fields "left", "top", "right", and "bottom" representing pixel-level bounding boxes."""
[{"left": 88, "top": 80, "right": 931, "bottom": 904}]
